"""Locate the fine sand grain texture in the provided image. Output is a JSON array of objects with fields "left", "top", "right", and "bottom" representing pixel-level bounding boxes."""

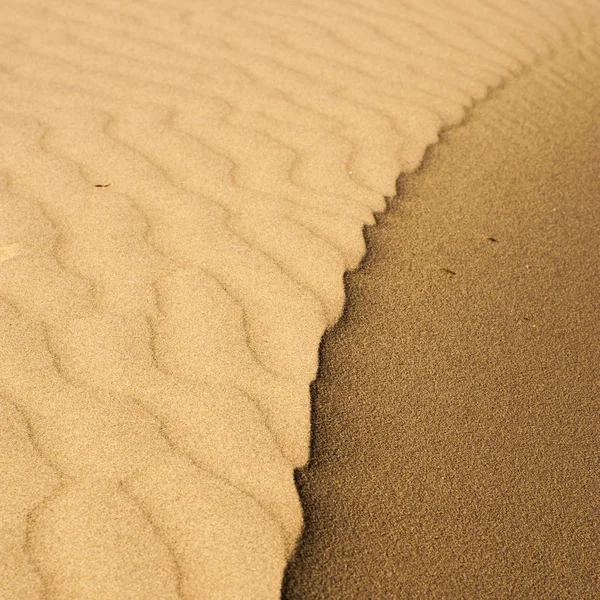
[
  {"left": 283, "top": 40, "right": 600, "bottom": 599},
  {"left": 0, "top": 1, "right": 598, "bottom": 598}
]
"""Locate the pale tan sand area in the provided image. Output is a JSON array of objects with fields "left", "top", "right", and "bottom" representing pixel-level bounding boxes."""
[
  {"left": 283, "top": 40, "right": 600, "bottom": 599},
  {"left": 0, "top": 0, "right": 599, "bottom": 598}
]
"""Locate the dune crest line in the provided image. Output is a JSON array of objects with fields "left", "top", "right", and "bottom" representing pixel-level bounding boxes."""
[
  {"left": 0, "top": 0, "right": 598, "bottom": 598},
  {"left": 283, "top": 37, "right": 600, "bottom": 599}
]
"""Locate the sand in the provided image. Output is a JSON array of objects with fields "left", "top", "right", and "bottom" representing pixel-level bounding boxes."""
[
  {"left": 283, "top": 40, "right": 600, "bottom": 599},
  {"left": 0, "top": 0, "right": 598, "bottom": 598}
]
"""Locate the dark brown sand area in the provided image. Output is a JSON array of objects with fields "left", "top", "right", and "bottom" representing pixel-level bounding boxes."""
[{"left": 283, "top": 44, "right": 600, "bottom": 599}]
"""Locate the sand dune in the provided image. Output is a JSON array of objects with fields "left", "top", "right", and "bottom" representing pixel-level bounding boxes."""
[
  {"left": 0, "top": 0, "right": 598, "bottom": 598},
  {"left": 284, "top": 39, "right": 600, "bottom": 599}
]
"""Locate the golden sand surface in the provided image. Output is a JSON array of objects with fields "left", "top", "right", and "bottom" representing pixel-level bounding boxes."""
[
  {"left": 0, "top": 0, "right": 598, "bottom": 598},
  {"left": 284, "top": 41, "right": 600, "bottom": 599}
]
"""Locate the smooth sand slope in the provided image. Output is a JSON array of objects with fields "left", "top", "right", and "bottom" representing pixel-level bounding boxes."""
[
  {"left": 0, "top": 0, "right": 598, "bottom": 598},
  {"left": 284, "top": 41, "right": 600, "bottom": 599}
]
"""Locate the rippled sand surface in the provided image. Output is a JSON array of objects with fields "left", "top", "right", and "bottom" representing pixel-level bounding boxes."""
[{"left": 0, "top": 0, "right": 598, "bottom": 598}]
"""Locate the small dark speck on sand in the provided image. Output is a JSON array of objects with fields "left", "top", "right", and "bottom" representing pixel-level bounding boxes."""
[
  {"left": 95, "top": 183, "right": 111, "bottom": 188},
  {"left": 488, "top": 237, "right": 499, "bottom": 242},
  {"left": 440, "top": 267, "right": 456, "bottom": 275}
]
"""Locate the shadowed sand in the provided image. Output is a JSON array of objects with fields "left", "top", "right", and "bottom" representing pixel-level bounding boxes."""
[{"left": 283, "top": 42, "right": 600, "bottom": 598}]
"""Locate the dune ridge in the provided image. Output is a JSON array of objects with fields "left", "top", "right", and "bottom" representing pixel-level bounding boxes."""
[
  {"left": 0, "top": 0, "right": 598, "bottom": 598},
  {"left": 284, "top": 38, "right": 600, "bottom": 599}
]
